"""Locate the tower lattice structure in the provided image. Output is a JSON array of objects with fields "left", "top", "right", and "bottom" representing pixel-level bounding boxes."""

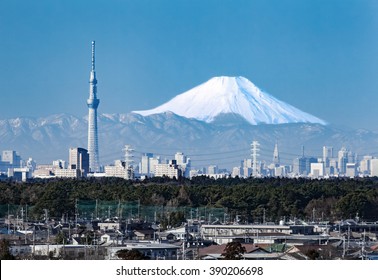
[
  {"left": 87, "top": 41, "right": 100, "bottom": 172},
  {"left": 123, "top": 145, "right": 134, "bottom": 180}
]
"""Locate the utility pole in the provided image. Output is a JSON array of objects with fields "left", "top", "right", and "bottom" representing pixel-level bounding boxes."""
[
  {"left": 342, "top": 235, "right": 346, "bottom": 259},
  {"left": 21, "top": 207, "right": 24, "bottom": 224},
  {"left": 117, "top": 200, "right": 121, "bottom": 218},
  {"left": 75, "top": 199, "right": 78, "bottom": 234},
  {"left": 95, "top": 199, "right": 98, "bottom": 219},
  {"left": 44, "top": 208, "right": 49, "bottom": 224},
  {"left": 263, "top": 208, "right": 266, "bottom": 224},
  {"left": 7, "top": 204, "right": 10, "bottom": 234}
]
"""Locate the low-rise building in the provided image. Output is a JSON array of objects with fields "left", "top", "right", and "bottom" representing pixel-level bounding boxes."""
[
  {"left": 106, "top": 243, "right": 180, "bottom": 260},
  {"left": 54, "top": 168, "right": 81, "bottom": 178},
  {"left": 104, "top": 160, "right": 126, "bottom": 178},
  {"left": 154, "top": 160, "right": 181, "bottom": 179}
]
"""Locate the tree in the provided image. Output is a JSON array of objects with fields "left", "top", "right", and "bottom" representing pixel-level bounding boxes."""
[
  {"left": 306, "top": 249, "right": 320, "bottom": 260},
  {"left": 221, "top": 241, "right": 246, "bottom": 260},
  {"left": 0, "top": 239, "right": 15, "bottom": 260},
  {"left": 54, "top": 231, "right": 66, "bottom": 244},
  {"left": 116, "top": 249, "right": 150, "bottom": 260}
]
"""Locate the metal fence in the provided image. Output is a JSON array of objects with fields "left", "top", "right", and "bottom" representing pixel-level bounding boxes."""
[{"left": 0, "top": 201, "right": 229, "bottom": 223}]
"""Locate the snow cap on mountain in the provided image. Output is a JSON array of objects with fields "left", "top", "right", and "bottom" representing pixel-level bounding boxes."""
[{"left": 133, "top": 76, "right": 327, "bottom": 125}]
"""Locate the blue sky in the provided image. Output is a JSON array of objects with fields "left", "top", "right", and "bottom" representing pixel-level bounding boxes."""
[{"left": 1, "top": 0, "right": 378, "bottom": 130}]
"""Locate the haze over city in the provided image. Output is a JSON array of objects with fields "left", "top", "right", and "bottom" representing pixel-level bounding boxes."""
[{"left": 1, "top": 0, "right": 378, "bottom": 130}]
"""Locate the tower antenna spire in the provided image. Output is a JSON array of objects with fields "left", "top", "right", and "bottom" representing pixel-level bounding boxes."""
[{"left": 91, "top": 41, "right": 95, "bottom": 71}]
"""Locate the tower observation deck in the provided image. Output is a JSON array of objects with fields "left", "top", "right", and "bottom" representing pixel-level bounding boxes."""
[{"left": 87, "top": 41, "right": 100, "bottom": 172}]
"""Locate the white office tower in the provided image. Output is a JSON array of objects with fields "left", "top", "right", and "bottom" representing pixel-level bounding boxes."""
[
  {"left": 208, "top": 165, "right": 218, "bottom": 175},
  {"left": 2, "top": 150, "right": 21, "bottom": 166},
  {"left": 371, "top": 159, "right": 378, "bottom": 177},
  {"left": 323, "top": 146, "right": 333, "bottom": 166},
  {"left": 87, "top": 41, "right": 100, "bottom": 172},
  {"left": 140, "top": 153, "right": 153, "bottom": 174},
  {"left": 149, "top": 156, "right": 160, "bottom": 175},
  {"left": 311, "top": 162, "right": 325, "bottom": 178},
  {"left": 359, "top": 156, "right": 373, "bottom": 175},
  {"left": 273, "top": 143, "right": 280, "bottom": 167},
  {"left": 338, "top": 147, "right": 348, "bottom": 175},
  {"left": 140, "top": 153, "right": 161, "bottom": 177},
  {"left": 242, "top": 158, "right": 252, "bottom": 178},
  {"left": 69, "top": 147, "right": 89, "bottom": 177},
  {"left": 251, "top": 140, "right": 260, "bottom": 177},
  {"left": 232, "top": 166, "right": 242, "bottom": 178},
  {"left": 174, "top": 152, "right": 191, "bottom": 177},
  {"left": 346, "top": 163, "right": 357, "bottom": 178}
]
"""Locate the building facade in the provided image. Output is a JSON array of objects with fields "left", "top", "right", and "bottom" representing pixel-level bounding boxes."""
[{"left": 69, "top": 147, "right": 90, "bottom": 176}]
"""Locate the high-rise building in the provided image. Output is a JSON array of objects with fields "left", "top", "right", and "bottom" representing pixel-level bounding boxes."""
[
  {"left": 273, "top": 143, "right": 280, "bottom": 167},
  {"left": 371, "top": 159, "right": 378, "bottom": 177},
  {"left": 311, "top": 162, "right": 325, "bottom": 178},
  {"left": 1, "top": 150, "right": 21, "bottom": 166},
  {"left": 359, "top": 156, "right": 373, "bottom": 175},
  {"left": 87, "top": 41, "right": 100, "bottom": 172},
  {"left": 140, "top": 153, "right": 154, "bottom": 174},
  {"left": 208, "top": 165, "right": 218, "bottom": 175},
  {"left": 0, "top": 150, "right": 21, "bottom": 173},
  {"left": 69, "top": 147, "right": 89, "bottom": 176},
  {"left": 175, "top": 152, "right": 191, "bottom": 177},
  {"left": 322, "top": 146, "right": 333, "bottom": 167},
  {"left": 338, "top": 147, "right": 348, "bottom": 174},
  {"left": 292, "top": 146, "right": 316, "bottom": 176},
  {"left": 346, "top": 163, "right": 357, "bottom": 178},
  {"left": 149, "top": 156, "right": 160, "bottom": 175},
  {"left": 232, "top": 166, "right": 242, "bottom": 178}
]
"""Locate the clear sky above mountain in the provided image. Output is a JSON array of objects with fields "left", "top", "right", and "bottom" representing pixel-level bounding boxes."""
[{"left": 1, "top": 0, "right": 378, "bottom": 130}]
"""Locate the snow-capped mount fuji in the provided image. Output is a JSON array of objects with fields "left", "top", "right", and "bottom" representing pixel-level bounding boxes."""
[{"left": 133, "top": 76, "right": 327, "bottom": 125}]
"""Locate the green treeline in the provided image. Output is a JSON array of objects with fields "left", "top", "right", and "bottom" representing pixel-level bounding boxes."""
[{"left": 0, "top": 176, "right": 378, "bottom": 222}]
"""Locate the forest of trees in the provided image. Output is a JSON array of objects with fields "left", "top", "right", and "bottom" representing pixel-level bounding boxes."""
[{"left": 0, "top": 176, "right": 378, "bottom": 223}]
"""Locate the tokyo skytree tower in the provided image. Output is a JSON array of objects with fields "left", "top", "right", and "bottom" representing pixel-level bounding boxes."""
[{"left": 87, "top": 41, "right": 100, "bottom": 172}]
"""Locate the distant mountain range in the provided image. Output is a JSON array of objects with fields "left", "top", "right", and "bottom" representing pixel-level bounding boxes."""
[{"left": 1, "top": 76, "right": 377, "bottom": 169}]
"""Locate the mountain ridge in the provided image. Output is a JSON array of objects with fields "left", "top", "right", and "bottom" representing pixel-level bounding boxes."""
[
  {"left": 1, "top": 112, "right": 377, "bottom": 169},
  {"left": 134, "top": 76, "right": 327, "bottom": 126}
]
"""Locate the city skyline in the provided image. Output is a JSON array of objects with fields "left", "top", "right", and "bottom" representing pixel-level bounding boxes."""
[
  {"left": 2, "top": 141, "right": 378, "bottom": 181},
  {"left": 1, "top": 1, "right": 378, "bottom": 130}
]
